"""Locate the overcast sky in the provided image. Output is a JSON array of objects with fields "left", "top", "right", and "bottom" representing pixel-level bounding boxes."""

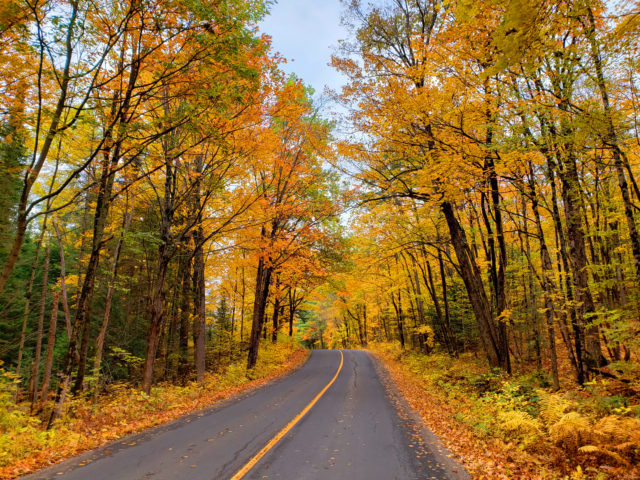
[{"left": 259, "top": 0, "right": 349, "bottom": 98}]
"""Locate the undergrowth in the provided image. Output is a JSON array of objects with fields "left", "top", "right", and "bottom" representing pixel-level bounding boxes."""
[
  {"left": 371, "top": 342, "right": 640, "bottom": 480},
  {"left": 0, "top": 340, "right": 307, "bottom": 479}
]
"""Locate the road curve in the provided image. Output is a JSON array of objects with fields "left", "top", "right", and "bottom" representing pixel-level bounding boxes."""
[{"left": 24, "top": 350, "right": 469, "bottom": 480}]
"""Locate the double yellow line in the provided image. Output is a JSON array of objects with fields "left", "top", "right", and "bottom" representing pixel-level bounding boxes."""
[{"left": 229, "top": 350, "right": 345, "bottom": 480}]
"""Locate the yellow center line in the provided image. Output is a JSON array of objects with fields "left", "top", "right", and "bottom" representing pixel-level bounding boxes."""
[{"left": 228, "top": 350, "right": 345, "bottom": 480}]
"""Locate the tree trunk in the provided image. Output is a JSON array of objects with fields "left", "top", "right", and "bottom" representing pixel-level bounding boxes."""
[
  {"left": 247, "top": 254, "right": 273, "bottom": 369},
  {"left": 52, "top": 221, "right": 73, "bottom": 339},
  {"left": 240, "top": 263, "right": 246, "bottom": 343},
  {"left": 192, "top": 228, "right": 206, "bottom": 386},
  {"left": 16, "top": 226, "right": 46, "bottom": 381},
  {"left": 288, "top": 288, "right": 295, "bottom": 337},
  {"left": 582, "top": 8, "right": 640, "bottom": 287},
  {"left": 438, "top": 249, "right": 455, "bottom": 353},
  {"left": 142, "top": 250, "right": 170, "bottom": 394},
  {"left": 485, "top": 153, "right": 511, "bottom": 374},
  {"left": 528, "top": 164, "right": 561, "bottom": 389},
  {"left": 271, "top": 275, "right": 281, "bottom": 343},
  {"left": 559, "top": 147, "right": 605, "bottom": 370},
  {"left": 544, "top": 151, "right": 585, "bottom": 383},
  {"left": 272, "top": 292, "right": 281, "bottom": 343},
  {"left": 441, "top": 201, "right": 509, "bottom": 370},
  {"left": 92, "top": 207, "right": 132, "bottom": 384},
  {"left": 39, "top": 291, "right": 59, "bottom": 408},
  {"left": 178, "top": 247, "right": 192, "bottom": 382},
  {"left": 390, "top": 289, "right": 405, "bottom": 349},
  {"left": 29, "top": 245, "right": 49, "bottom": 405}
]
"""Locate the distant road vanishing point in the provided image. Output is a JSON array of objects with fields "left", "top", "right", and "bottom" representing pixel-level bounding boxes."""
[{"left": 24, "top": 350, "right": 469, "bottom": 480}]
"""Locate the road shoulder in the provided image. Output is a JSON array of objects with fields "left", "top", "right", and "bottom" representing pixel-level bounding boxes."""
[{"left": 368, "top": 349, "right": 472, "bottom": 480}]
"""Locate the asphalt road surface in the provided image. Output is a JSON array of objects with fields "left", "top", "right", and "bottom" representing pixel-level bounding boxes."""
[{"left": 24, "top": 350, "right": 469, "bottom": 480}]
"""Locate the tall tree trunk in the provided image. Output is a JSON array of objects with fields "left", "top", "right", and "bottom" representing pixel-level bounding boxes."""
[
  {"left": 39, "top": 291, "right": 59, "bottom": 408},
  {"left": 582, "top": 8, "right": 640, "bottom": 287},
  {"left": 92, "top": 207, "right": 132, "bottom": 384},
  {"left": 72, "top": 156, "right": 118, "bottom": 394},
  {"left": 545, "top": 152, "right": 585, "bottom": 383},
  {"left": 348, "top": 307, "right": 365, "bottom": 347},
  {"left": 247, "top": 253, "right": 273, "bottom": 369},
  {"left": 16, "top": 226, "right": 46, "bottom": 381},
  {"left": 240, "top": 263, "right": 246, "bottom": 343},
  {"left": 485, "top": 160, "right": 511, "bottom": 373},
  {"left": 390, "top": 289, "right": 405, "bottom": 349},
  {"left": 178, "top": 247, "right": 192, "bottom": 382},
  {"left": 528, "top": 165, "right": 560, "bottom": 389},
  {"left": 438, "top": 249, "right": 455, "bottom": 353},
  {"left": 29, "top": 245, "right": 49, "bottom": 405},
  {"left": 288, "top": 288, "right": 296, "bottom": 337},
  {"left": 52, "top": 221, "right": 73, "bottom": 338},
  {"left": 441, "top": 201, "right": 509, "bottom": 370},
  {"left": 425, "top": 259, "right": 454, "bottom": 354},
  {"left": 142, "top": 159, "right": 175, "bottom": 393},
  {"left": 410, "top": 255, "right": 426, "bottom": 327},
  {"left": 191, "top": 154, "right": 206, "bottom": 386},
  {"left": 271, "top": 295, "right": 280, "bottom": 344},
  {"left": 142, "top": 248, "right": 171, "bottom": 394},
  {"left": 271, "top": 275, "right": 281, "bottom": 343},
  {"left": 559, "top": 145, "right": 605, "bottom": 371},
  {"left": 192, "top": 228, "right": 206, "bottom": 386},
  {"left": 521, "top": 195, "right": 542, "bottom": 370}
]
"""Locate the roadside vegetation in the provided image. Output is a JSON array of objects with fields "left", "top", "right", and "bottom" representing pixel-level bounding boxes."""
[
  {"left": 372, "top": 343, "right": 640, "bottom": 479},
  {"left": 0, "top": 341, "right": 306, "bottom": 478}
]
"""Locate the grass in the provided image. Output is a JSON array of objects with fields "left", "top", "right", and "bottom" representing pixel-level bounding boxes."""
[{"left": 0, "top": 340, "right": 308, "bottom": 480}]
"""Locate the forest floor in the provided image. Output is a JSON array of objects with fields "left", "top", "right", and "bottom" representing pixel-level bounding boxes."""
[
  {"left": 0, "top": 341, "right": 308, "bottom": 479},
  {"left": 370, "top": 343, "right": 640, "bottom": 480}
]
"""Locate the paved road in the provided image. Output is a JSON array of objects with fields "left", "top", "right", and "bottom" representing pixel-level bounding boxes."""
[{"left": 25, "top": 350, "right": 468, "bottom": 480}]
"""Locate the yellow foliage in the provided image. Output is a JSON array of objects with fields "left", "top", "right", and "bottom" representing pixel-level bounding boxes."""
[
  {"left": 549, "top": 412, "right": 592, "bottom": 452},
  {"left": 593, "top": 415, "right": 640, "bottom": 461},
  {"left": 498, "top": 410, "right": 542, "bottom": 447},
  {"left": 548, "top": 411, "right": 640, "bottom": 464},
  {"left": 538, "top": 393, "right": 568, "bottom": 426},
  {"left": 577, "top": 445, "right": 599, "bottom": 453}
]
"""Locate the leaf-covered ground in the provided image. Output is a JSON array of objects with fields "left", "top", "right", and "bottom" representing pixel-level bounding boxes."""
[
  {"left": 371, "top": 343, "right": 640, "bottom": 480},
  {"left": 0, "top": 342, "right": 308, "bottom": 480}
]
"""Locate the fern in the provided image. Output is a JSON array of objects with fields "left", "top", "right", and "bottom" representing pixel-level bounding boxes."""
[
  {"left": 538, "top": 394, "right": 567, "bottom": 427},
  {"left": 549, "top": 412, "right": 592, "bottom": 452},
  {"left": 578, "top": 444, "right": 629, "bottom": 466},
  {"left": 578, "top": 445, "right": 599, "bottom": 453},
  {"left": 498, "top": 410, "right": 542, "bottom": 448}
]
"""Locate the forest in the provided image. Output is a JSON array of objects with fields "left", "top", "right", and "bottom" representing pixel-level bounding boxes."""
[{"left": 1, "top": 0, "right": 640, "bottom": 478}]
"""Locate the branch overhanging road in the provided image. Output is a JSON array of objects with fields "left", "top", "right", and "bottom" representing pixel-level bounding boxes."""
[{"left": 24, "top": 350, "right": 469, "bottom": 480}]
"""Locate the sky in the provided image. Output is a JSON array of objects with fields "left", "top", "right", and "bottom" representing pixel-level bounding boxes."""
[{"left": 259, "top": 0, "right": 350, "bottom": 99}]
